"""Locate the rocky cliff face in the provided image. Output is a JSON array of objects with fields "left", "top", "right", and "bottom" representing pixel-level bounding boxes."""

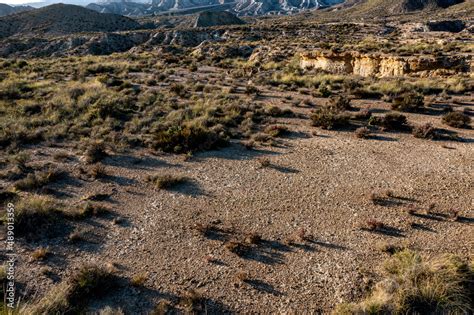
[
  {"left": 151, "top": 0, "right": 223, "bottom": 11},
  {"left": 234, "top": 0, "right": 342, "bottom": 15},
  {"left": 88, "top": 0, "right": 343, "bottom": 16},
  {"left": 300, "top": 51, "right": 472, "bottom": 77}
]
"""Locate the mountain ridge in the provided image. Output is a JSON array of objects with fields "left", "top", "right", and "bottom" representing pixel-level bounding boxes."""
[
  {"left": 0, "top": 3, "right": 140, "bottom": 38},
  {"left": 0, "top": 3, "right": 34, "bottom": 16}
]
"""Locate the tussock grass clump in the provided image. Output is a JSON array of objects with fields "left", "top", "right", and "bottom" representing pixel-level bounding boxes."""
[
  {"left": 13, "top": 168, "right": 64, "bottom": 191},
  {"left": 84, "top": 142, "right": 108, "bottom": 164},
  {"left": 311, "top": 107, "right": 350, "bottom": 130},
  {"left": 180, "top": 289, "right": 204, "bottom": 313},
  {"left": 334, "top": 250, "right": 473, "bottom": 315},
  {"left": 170, "top": 83, "right": 187, "bottom": 97},
  {"left": 442, "top": 112, "right": 471, "bottom": 129},
  {"left": 70, "top": 202, "right": 109, "bottom": 219},
  {"left": 87, "top": 163, "right": 108, "bottom": 179},
  {"left": 9, "top": 196, "right": 62, "bottom": 237},
  {"left": 355, "top": 127, "right": 371, "bottom": 139},
  {"left": 31, "top": 247, "right": 50, "bottom": 261},
  {"left": 146, "top": 174, "right": 188, "bottom": 189},
  {"left": 131, "top": 274, "right": 147, "bottom": 287},
  {"left": 26, "top": 265, "right": 117, "bottom": 314}
]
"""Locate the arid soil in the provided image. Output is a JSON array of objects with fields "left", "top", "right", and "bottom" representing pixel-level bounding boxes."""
[{"left": 9, "top": 85, "right": 473, "bottom": 313}]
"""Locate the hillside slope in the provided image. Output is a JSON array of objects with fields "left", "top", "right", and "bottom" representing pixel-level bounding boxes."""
[
  {"left": 0, "top": 3, "right": 141, "bottom": 39},
  {"left": 305, "top": 0, "right": 471, "bottom": 21}
]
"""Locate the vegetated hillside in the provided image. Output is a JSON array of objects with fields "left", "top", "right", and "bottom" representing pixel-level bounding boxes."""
[
  {"left": 395, "top": 0, "right": 465, "bottom": 12},
  {"left": 0, "top": 3, "right": 141, "bottom": 39},
  {"left": 0, "top": 3, "right": 34, "bottom": 17},
  {"left": 194, "top": 10, "right": 245, "bottom": 27},
  {"left": 302, "top": 0, "right": 471, "bottom": 21}
]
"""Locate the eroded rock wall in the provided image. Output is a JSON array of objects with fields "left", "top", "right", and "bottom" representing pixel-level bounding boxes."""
[{"left": 300, "top": 51, "right": 471, "bottom": 77}]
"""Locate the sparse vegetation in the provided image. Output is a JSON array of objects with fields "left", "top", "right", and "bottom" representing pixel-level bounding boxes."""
[
  {"left": 0, "top": 6, "right": 472, "bottom": 314},
  {"left": 31, "top": 247, "right": 50, "bottom": 261},
  {"left": 311, "top": 107, "right": 351, "bottom": 130},
  {"left": 146, "top": 174, "right": 189, "bottom": 189},
  {"left": 9, "top": 195, "right": 62, "bottom": 237},
  {"left": 442, "top": 111, "right": 471, "bottom": 128},
  {"left": 412, "top": 123, "right": 438, "bottom": 139},
  {"left": 13, "top": 168, "right": 63, "bottom": 191},
  {"left": 26, "top": 265, "right": 117, "bottom": 314},
  {"left": 369, "top": 113, "right": 409, "bottom": 131},
  {"left": 355, "top": 127, "right": 371, "bottom": 139},
  {"left": 334, "top": 250, "right": 473, "bottom": 314},
  {"left": 84, "top": 142, "right": 108, "bottom": 164},
  {"left": 391, "top": 92, "right": 424, "bottom": 112}
]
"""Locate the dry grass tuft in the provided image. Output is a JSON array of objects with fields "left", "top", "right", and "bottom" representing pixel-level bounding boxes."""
[
  {"left": 31, "top": 247, "right": 50, "bottom": 261},
  {"left": 334, "top": 250, "right": 473, "bottom": 314},
  {"left": 26, "top": 265, "right": 117, "bottom": 314},
  {"left": 146, "top": 174, "right": 188, "bottom": 189}
]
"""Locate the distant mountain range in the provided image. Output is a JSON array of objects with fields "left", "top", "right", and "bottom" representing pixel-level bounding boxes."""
[
  {"left": 0, "top": 3, "right": 33, "bottom": 16},
  {"left": 86, "top": 0, "right": 344, "bottom": 16},
  {"left": 0, "top": 0, "right": 467, "bottom": 18}
]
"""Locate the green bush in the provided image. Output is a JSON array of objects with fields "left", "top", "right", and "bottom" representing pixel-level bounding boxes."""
[
  {"left": 391, "top": 92, "right": 425, "bottom": 112},
  {"left": 152, "top": 125, "right": 227, "bottom": 153},
  {"left": 369, "top": 113, "right": 409, "bottom": 131},
  {"left": 311, "top": 107, "right": 350, "bottom": 130}
]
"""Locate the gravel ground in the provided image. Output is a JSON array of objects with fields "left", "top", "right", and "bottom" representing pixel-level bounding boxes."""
[{"left": 4, "top": 93, "right": 474, "bottom": 314}]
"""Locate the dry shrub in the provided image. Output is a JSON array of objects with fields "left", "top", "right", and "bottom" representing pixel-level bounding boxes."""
[
  {"left": 311, "top": 107, "right": 351, "bottom": 130},
  {"left": 412, "top": 123, "right": 438, "bottom": 139},
  {"left": 442, "top": 112, "right": 471, "bottom": 129}
]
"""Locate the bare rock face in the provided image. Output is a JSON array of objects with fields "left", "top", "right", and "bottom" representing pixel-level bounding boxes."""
[
  {"left": 151, "top": 0, "right": 222, "bottom": 11},
  {"left": 193, "top": 11, "right": 245, "bottom": 27},
  {"left": 88, "top": 0, "right": 344, "bottom": 16},
  {"left": 234, "top": 0, "right": 343, "bottom": 15},
  {"left": 300, "top": 51, "right": 472, "bottom": 77}
]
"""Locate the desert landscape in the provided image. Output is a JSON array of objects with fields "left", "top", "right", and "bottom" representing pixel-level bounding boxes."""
[{"left": 0, "top": 0, "right": 473, "bottom": 313}]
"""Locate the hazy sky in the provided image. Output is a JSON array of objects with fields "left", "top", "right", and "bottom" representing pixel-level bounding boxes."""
[{"left": 6, "top": 0, "right": 42, "bottom": 4}]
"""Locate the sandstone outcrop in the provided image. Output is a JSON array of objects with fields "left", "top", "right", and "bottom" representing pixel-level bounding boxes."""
[{"left": 300, "top": 51, "right": 472, "bottom": 77}]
